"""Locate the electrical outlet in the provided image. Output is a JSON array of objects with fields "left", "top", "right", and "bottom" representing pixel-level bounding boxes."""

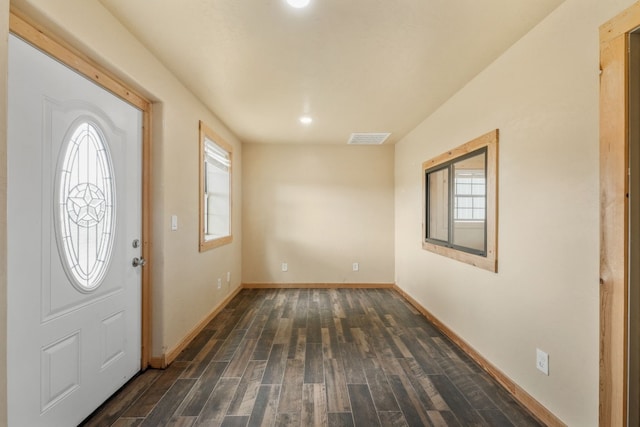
[
  {"left": 217, "top": 278, "right": 222, "bottom": 289},
  {"left": 282, "top": 262, "right": 288, "bottom": 272},
  {"left": 536, "top": 348, "right": 549, "bottom": 375},
  {"left": 227, "top": 271, "right": 231, "bottom": 282},
  {"left": 352, "top": 262, "right": 359, "bottom": 271}
]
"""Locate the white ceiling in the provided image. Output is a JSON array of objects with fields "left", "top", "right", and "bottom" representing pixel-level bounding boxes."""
[{"left": 99, "top": 0, "right": 564, "bottom": 145}]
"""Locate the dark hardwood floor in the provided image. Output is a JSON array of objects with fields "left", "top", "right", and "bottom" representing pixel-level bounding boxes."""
[{"left": 81, "top": 288, "right": 544, "bottom": 427}]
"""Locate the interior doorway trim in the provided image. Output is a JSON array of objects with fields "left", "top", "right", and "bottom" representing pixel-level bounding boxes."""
[
  {"left": 8, "top": 8, "right": 153, "bottom": 369},
  {"left": 599, "top": 2, "right": 640, "bottom": 426}
]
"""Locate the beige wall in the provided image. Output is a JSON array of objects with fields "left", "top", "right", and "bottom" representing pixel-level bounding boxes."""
[
  {"left": 9, "top": 0, "right": 243, "bottom": 360},
  {"left": 394, "top": 0, "right": 634, "bottom": 425},
  {"left": 0, "top": 0, "right": 9, "bottom": 424},
  {"left": 243, "top": 143, "right": 394, "bottom": 284}
]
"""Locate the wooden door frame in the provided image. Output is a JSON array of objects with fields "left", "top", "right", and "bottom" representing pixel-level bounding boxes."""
[
  {"left": 600, "top": 2, "right": 640, "bottom": 426},
  {"left": 8, "top": 9, "right": 153, "bottom": 370}
]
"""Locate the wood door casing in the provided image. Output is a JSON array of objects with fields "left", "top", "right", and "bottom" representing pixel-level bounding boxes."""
[{"left": 599, "top": 2, "right": 640, "bottom": 426}]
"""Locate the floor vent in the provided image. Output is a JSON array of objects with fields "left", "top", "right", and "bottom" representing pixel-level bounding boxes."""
[{"left": 347, "top": 132, "right": 391, "bottom": 145}]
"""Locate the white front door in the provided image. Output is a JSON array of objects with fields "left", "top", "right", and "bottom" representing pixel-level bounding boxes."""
[{"left": 7, "top": 34, "right": 143, "bottom": 426}]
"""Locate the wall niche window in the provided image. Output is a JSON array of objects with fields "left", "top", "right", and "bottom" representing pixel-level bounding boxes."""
[
  {"left": 199, "top": 120, "right": 233, "bottom": 251},
  {"left": 423, "top": 129, "right": 498, "bottom": 272}
]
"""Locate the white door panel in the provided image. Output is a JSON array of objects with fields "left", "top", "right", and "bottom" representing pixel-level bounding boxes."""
[{"left": 8, "top": 34, "right": 142, "bottom": 426}]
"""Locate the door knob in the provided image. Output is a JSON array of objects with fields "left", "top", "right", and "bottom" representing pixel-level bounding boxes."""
[{"left": 132, "top": 257, "right": 146, "bottom": 267}]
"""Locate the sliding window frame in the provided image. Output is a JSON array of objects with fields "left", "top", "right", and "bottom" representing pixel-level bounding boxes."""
[{"left": 422, "top": 129, "right": 498, "bottom": 272}]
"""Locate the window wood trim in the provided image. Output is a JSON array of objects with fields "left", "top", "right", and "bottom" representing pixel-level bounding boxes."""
[
  {"left": 199, "top": 120, "right": 233, "bottom": 251},
  {"left": 422, "top": 129, "right": 498, "bottom": 272}
]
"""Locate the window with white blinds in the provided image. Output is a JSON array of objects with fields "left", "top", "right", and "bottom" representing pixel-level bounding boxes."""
[{"left": 199, "top": 121, "right": 233, "bottom": 251}]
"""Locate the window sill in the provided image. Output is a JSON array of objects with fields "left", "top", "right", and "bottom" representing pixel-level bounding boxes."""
[
  {"left": 200, "top": 234, "right": 233, "bottom": 252},
  {"left": 422, "top": 240, "right": 497, "bottom": 272}
]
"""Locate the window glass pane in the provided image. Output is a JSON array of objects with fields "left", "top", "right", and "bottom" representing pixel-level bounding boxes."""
[
  {"left": 427, "top": 167, "right": 449, "bottom": 241},
  {"left": 58, "top": 122, "right": 115, "bottom": 291},
  {"left": 199, "top": 120, "right": 233, "bottom": 251},
  {"left": 452, "top": 151, "right": 485, "bottom": 252},
  {"left": 472, "top": 181, "right": 485, "bottom": 195},
  {"left": 457, "top": 182, "right": 472, "bottom": 194},
  {"left": 456, "top": 197, "right": 472, "bottom": 208},
  {"left": 204, "top": 137, "right": 231, "bottom": 241}
]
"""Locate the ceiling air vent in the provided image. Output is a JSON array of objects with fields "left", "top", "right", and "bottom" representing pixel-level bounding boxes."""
[{"left": 347, "top": 132, "right": 391, "bottom": 145}]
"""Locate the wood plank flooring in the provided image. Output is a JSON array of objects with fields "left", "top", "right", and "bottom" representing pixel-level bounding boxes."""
[{"left": 81, "top": 288, "right": 545, "bottom": 427}]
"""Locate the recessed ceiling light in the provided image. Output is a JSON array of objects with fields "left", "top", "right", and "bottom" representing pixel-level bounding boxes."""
[
  {"left": 299, "top": 116, "right": 313, "bottom": 125},
  {"left": 286, "top": 0, "right": 310, "bottom": 8}
]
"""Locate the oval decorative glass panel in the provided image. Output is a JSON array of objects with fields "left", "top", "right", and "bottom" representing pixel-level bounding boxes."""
[{"left": 57, "top": 122, "right": 115, "bottom": 292}]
